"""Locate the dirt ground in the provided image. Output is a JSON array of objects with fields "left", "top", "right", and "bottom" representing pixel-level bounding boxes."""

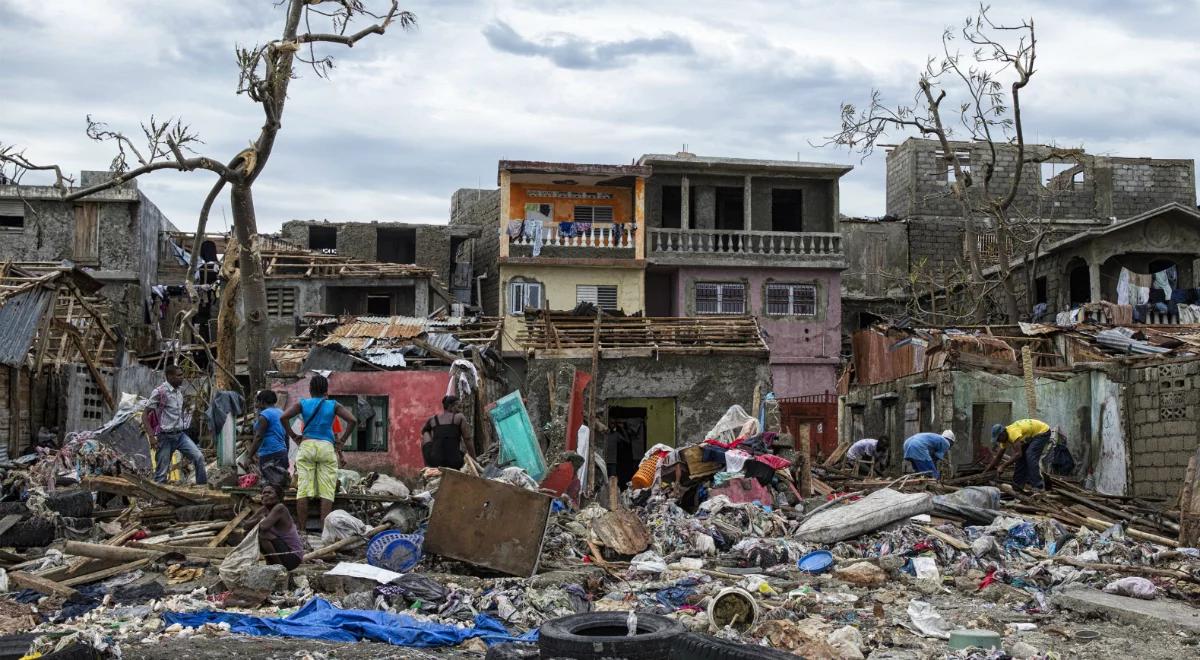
[{"left": 124, "top": 635, "right": 480, "bottom": 659}]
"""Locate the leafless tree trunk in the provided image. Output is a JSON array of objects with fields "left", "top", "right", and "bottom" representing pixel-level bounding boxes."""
[{"left": 1, "top": 1, "right": 414, "bottom": 394}]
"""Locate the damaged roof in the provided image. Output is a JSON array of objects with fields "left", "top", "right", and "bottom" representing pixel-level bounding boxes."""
[
  {"left": 637, "top": 153, "right": 853, "bottom": 176},
  {"left": 271, "top": 314, "right": 501, "bottom": 376},
  {"left": 517, "top": 311, "right": 770, "bottom": 359}
]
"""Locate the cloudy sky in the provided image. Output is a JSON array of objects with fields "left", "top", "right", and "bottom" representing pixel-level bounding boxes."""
[{"left": 1, "top": 0, "right": 1197, "bottom": 231}]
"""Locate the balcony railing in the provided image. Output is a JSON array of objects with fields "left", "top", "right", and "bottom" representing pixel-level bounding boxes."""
[
  {"left": 649, "top": 228, "right": 842, "bottom": 257},
  {"left": 510, "top": 222, "right": 633, "bottom": 250}
]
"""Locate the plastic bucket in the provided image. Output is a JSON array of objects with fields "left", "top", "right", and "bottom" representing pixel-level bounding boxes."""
[
  {"left": 379, "top": 534, "right": 423, "bottom": 572},
  {"left": 707, "top": 587, "right": 759, "bottom": 632},
  {"left": 798, "top": 550, "right": 834, "bottom": 574},
  {"left": 366, "top": 530, "right": 406, "bottom": 566}
]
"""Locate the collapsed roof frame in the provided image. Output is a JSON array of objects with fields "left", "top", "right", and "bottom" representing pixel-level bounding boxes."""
[{"left": 517, "top": 311, "right": 770, "bottom": 359}]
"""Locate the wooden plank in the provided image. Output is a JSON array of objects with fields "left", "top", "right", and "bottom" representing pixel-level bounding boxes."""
[
  {"left": 60, "top": 558, "right": 154, "bottom": 588},
  {"left": 303, "top": 523, "right": 390, "bottom": 562},
  {"left": 423, "top": 469, "right": 553, "bottom": 577},
  {"left": 9, "top": 571, "right": 78, "bottom": 598},
  {"left": 208, "top": 507, "right": 251, "bottom": 548}
]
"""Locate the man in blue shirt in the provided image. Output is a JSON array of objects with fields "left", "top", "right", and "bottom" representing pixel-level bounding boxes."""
[{"left": 903, "top": 430, "right": 955, "bottom": 479}]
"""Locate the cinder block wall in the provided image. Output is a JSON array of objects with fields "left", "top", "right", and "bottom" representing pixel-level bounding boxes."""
[{"left": 1125, "top": 359, "right": 1200, "bottom": 499}]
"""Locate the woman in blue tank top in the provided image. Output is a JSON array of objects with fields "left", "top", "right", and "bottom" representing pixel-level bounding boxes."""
[{"left": 280, "top": 374, "right": 356, "bottom": 529}]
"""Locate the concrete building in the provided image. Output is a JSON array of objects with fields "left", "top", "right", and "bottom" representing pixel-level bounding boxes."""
[
  {"left": 0, "top": 172, "right": 177, "bottom": 352},
  {"left": 996, "top": 203, "right": 1200, "bottom": 324},
  {"left": 490, "top": 160, "right": 651, "bottom": 355},
  {"left": 843, "top": 323, "right": 1200, "bottom": 500},
  {"left": 840, "top": 139, "right": 1197, "bottom": 330},
  {"left": 638, "top": 153, "right": 851, "bottom": 399},
  {"left": 279, "top": 219, "right": 480, "bottom": 303}
]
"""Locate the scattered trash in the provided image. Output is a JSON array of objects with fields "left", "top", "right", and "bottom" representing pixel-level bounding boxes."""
[
  {"left": 1103, "top": 576, "right": 1158, "bottom": 600},
  {"left": 907, "top": 600, "right": 951, "bottom": 639}
]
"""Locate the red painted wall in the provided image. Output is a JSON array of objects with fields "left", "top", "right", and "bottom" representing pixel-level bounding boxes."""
[{"left": 274, "top": 370, "right": 451, "bottom": 476}]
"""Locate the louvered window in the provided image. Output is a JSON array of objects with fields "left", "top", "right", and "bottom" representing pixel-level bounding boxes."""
[
  {"left": 266, "top": 287, "right": 296, "bottom": 317},
  {"left": 576, "top": 285, "right": 619, "bottom": 311},
  {"left": 573, "top": 205, "right": 615, "bottom": 223}
]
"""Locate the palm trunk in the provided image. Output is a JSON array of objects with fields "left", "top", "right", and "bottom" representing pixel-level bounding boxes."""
[{"left": 230, "top": 183, "right": 270, "bottom": 394}]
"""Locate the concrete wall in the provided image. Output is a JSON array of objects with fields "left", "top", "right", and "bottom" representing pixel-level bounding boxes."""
[
  {"left": 840, "top": 219, "right": 909, "bottom": 298},
  {"left": 499, "top": 263, "right": 645, "bottom": 353},
  {"left": 273, "top": 370, "right": 451, "bottom": 476},
  {"left": 644, "top": 172, "right": 835, "bottom": 232},
  {"left": 671, "top": 266, "right": 840, "bottom": 397},
  {"left": 450, "top": 188, "right": 501, "bottom": 314},
  {"left": 885, "top": 138, "right": 1196, "bottom": 221},
  {"left": 842, "top": 366, "right": 1122, "bottom": 484},
  {"left": 525, "top": 355, "right": 772, "bottom": 446},
  {"left": 1124, "top": 359, "right": 1200, "bottom": 499},
  {"left": 0, "top": 173, "right": 176, "bottom": 351},
  {"left": 279, "top": 219, "right": 471, "bottom": 287}
]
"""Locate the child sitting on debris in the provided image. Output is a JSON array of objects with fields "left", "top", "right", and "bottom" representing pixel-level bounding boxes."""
[
  {"left": 244, "top": 483, "right": 304, "bottom": 571},
  {"left": 249, "top": 390, "right": 290, "bottom": 488}
]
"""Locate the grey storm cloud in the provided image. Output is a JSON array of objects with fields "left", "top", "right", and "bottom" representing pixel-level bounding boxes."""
[{"left": 482, "top": 19, "right": 694, "bottom": 70}]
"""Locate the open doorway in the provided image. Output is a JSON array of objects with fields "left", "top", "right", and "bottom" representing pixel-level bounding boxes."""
[{"left": 607, "top": 405, "right": 647, "bottom": 489}]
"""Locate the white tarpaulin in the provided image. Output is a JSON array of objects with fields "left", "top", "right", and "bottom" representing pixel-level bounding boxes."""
[{"left": 795, "top": 488, "right": 933, "bottom": 543}]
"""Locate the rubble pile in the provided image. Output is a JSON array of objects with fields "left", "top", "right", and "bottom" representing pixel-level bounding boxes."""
[{"left": 0, "top": 397, "right": 1198, "bottom": 660}]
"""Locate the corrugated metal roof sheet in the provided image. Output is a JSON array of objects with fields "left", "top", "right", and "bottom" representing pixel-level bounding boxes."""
[{"left": 0, "top": 287, "right": 53, "bottom": 367}]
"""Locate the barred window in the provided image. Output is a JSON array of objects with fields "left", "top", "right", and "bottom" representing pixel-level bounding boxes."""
[
  {"left": 696, "top": 283, "right": 745, "bottom": 315},
  {"left": 766, "top": 284, "right": 817, "bottom": 316}
]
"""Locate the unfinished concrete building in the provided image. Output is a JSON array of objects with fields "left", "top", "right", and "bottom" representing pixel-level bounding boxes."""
[
  {"left": 0, "top": 172, "right": 177, "bottom": 353},
  {"left": 840, "top": 138, "right": 1197, "bottom": 330},
  {"left": 279, "top": 219, "right": 480, "bottom": 304}
]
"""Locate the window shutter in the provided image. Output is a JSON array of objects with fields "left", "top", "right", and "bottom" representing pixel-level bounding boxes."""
[
  {"left": 597, "top": 285, "right": 618, "bottom": 310},
  {"left": 593, "top": 206, "right": 614, "bottom": 223}
]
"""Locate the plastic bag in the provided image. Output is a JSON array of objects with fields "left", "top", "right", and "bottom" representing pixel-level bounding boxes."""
[
  {"left": 1103, "top": 576, "right": 1157, "bottom": 600},
  {"left": 906, "top": 600, "right": 950, "bottom": 639},
  {"left": 630, "top": 551, "right": 668, "bottom": 574},
  {"left": 705, "top": 406, "right": 757, "bottom": 444},
  {"left": 321, "top": 509, "right": 368, "bottom": 545},
  {"left": 219, "top": 525, "right": 262, "bottom": 586},
  {"left": 368, "top": 475, "right": 410, "bottom": 499}
]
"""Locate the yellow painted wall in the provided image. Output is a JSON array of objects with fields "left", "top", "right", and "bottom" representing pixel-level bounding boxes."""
[
  {"left": 500, "top": 264, "right": 645, "bottom": 352},
  {"left": 609, "top": 397, "right": 677, "bottom": 447}
]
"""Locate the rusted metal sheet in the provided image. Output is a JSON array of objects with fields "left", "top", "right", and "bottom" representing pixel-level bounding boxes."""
[
  {"left": 0, "top": 287, "right": 53, "bottom": 367},
  {"left": 424, "top": 469, "right": 552, "bottom": 577}
]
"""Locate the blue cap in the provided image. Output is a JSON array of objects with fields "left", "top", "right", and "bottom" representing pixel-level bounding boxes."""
[{"left": 991, "top": 423, "right": 1005, "bottom": 444}]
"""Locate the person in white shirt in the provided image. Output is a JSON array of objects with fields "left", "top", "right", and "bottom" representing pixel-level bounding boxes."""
[
  {"left": 844, "top": 436, "right": 888, "bottom": 476},
  {"left": 145, "top": 365, "right": 207, "bottom": 485}
]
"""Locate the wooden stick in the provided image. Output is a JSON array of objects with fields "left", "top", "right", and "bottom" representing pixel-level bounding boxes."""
[
  {"left": 303, "top": 523, "right": 391, "bottom": 562},
  {"left": 1055, "top": 556, "right": 1199, "bottom": 584},
  {"left": 208, "top": 507, "right": 251, "bottom": 548},
  {"left": 125, "top": 542, "right": 231, "bottom": 559},
  {"left": 920, "top": 525, "right": 970, "bottom": 551},
  {"left": 9, "top": 571, "right": 78, "bottom": 598},
  {"left": 60, "top": 558, "right": 154, "bottom": 588}
]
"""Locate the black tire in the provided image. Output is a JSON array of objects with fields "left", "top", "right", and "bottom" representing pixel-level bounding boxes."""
[
  {"left": 670, "top": 633, "right": 799, "bottom": 660},
  {"left": 0, "top": 517, "right": 55, "bottom": 548},
  {"left": 486, "top": 642, "right": 540, "bottom": 659},
  {"left": 0, "top": 633, "right": 36, "bottom": 660},
  {"left": 539, "top": 612, "right": 683, "bottom": 660},
  {"left": 45, "top": 490, "right": 94, "bottom": 518}
]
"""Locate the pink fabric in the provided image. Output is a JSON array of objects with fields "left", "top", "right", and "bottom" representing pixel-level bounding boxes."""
[{"left": 755, "top": 454, "right": 791, "bottom": 470}]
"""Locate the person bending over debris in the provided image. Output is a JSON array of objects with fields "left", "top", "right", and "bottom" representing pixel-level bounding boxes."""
[
  {"left": 145, "top": 364, "right": 207, "bottom": 486},
  {"left": 902, "top": 430, "right": 954, "bottom": 480},
  {"left": 245, "top": 483, "right": 304, "bottom": 571},
  {"left": 844, "top": 436, "right": 887, "bottom": 476},
  {"left": 986, "top": 418, "right": 1052, "bottom": 491},
  {"left": 280, "top": 374, "right": 356, "bottom": 528},
  {"left": 421, "top": 395, "right": 475, "bottom": 470},
  {"left": 250, "top": 390, "right": 290, "bottom": 488}
]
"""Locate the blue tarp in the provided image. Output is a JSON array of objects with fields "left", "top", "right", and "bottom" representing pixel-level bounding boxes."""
[{"left": 161, "top": 598, "right": 537, "bottom": 648}]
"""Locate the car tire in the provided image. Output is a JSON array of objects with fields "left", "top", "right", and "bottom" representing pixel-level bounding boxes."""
[
  {"left": 539, "top": 612, "right": 683, "bottom": 660},
  {"left": 669, "top": 633, "right": 799, "bottom": 660}
]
